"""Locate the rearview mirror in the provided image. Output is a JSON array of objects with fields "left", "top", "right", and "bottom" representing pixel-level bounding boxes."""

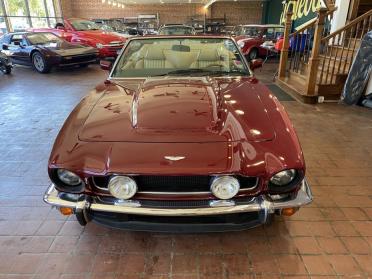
[
  {"left": 100, "top": 60, "right": 112, "bottom": 71},
  {"left": 250, "top": 59, "right": 263, "bottom": 71}
]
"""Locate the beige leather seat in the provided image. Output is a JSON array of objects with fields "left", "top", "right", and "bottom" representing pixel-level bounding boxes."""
[{"left": 127, "top": 42, "right": 233, "bottom": 71}]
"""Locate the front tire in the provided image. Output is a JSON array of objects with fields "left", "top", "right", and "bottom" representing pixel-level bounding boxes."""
[
  {"left": 1, "top": 65, "right": 11, "bottom": 74},
  {"left": 32, "top": 52, "right": 51, "bottom": 73},
  {"left": 75, "top": 211, "right": 88, "bottom": 226}
]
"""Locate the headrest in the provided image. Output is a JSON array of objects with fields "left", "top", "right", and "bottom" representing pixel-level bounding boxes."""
[
  {"left": 145, "top": 47, "right": 166, "bottom": 60},
  {"left": 198, "top": 49, "right": 219, "bottom": 61},
  {"left": 164, "top": 49, "right": 200, "bottom": 68}
]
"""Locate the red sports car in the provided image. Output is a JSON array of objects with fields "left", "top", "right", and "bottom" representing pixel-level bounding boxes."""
[
  {"left": 44, "top": 36, "right": 312, "bottom": 232},
  {"left": 32, "top": 18, "right": 126, "bottom": 58},
  {"left": 233, "top": 24, "right": 284, "bottom": 60}
]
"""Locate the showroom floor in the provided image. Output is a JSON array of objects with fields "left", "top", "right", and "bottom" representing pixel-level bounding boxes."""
[{"left": 0, "top": 63, "right": 371, "bottom": 279}]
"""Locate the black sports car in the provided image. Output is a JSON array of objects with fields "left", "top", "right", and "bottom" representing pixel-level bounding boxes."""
[{"left": 0, "top": 32, "right": 99, "bottom": 73}]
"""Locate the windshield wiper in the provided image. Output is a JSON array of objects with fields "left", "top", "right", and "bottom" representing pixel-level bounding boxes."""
[{"left": 152, "top": 68, "right": 248, "bottom": 77}]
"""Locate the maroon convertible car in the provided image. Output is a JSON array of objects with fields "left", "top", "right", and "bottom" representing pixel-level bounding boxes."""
[{"left": 44, "top": 36, "right": 312, "bottom": 232}]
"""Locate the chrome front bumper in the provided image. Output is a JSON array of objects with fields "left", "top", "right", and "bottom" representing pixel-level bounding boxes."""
[{"left": 43, "top": 179, "right": 312, "bottom": 217}]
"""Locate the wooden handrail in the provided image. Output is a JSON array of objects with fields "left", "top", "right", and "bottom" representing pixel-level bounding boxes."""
[
  {"left": 292, "top": 18, "right": 317, "bottom": 35},
  {"left": 322, "top": 9, "right": 372, "bottom": 41}
]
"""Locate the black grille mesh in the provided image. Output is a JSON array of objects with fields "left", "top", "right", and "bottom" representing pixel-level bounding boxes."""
[{"left": 92, "top": 175, "right": 258, "bottom": 193}]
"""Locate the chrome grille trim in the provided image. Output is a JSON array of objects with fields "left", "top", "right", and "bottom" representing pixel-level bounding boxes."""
[{"left": 91, "top": 176, "right": 259, "bottom": 196}]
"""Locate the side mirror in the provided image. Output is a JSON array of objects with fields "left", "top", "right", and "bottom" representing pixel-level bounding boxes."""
[
  {"left": 100, "top": 60, "right": 112, "bottom": 71},
  {"left": 2, "top": 44, "right": 8, "bottom": 50},
  {"left": 250, "top": 59, "right": 263, "bottom": 71},
  {"left": 20, "top": 42, "right": 26, "bottom": 48}
]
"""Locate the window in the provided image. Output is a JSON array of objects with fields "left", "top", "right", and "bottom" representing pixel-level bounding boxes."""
[
  {"left": 31, "top": 17, "right": 48, "bottom": 28},
  {"left": 112, "top": 38, "right": 250, "bottom": 78},
  {"left": 266, "top": 28, "right": 275, "bottom": 39},
  {"left": 46, "top": 0, "right": 55, "bottom": 17},
  {"left": 3, "top": 0, "right": 27, "bottom": 16},
  {"left": 0, "top": 17, "right": 6, "bottom": 36},
  {"left": 27, "top": 32, "right": 62, "bottom": 44},
  {"left": 0, "top": 0, "right": 63, "bottom": 32},
  {"left": 8, "top": 17, "right": 30, "bottom": 32},
  {"left": 29, "top": 0, "right": 46, "bottom": 17},
  {"left": 9, "top": 34, "right": 23, "bottom": 45}
]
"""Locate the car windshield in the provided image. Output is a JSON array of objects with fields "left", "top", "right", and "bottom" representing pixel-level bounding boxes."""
[
  {"left": 240, "top": 27, "right": 261, "bottom": 37},
  {"left": 100, "top": 24, "right": 114, "bottom": 32},
  {"left": 27, "top": 32, "right": 63, "bottom": 45},
  {"left": 112, "top": 38, "right": 250, "bottom": 78},
  {"left": 159, "top": 26, "right": 194, "bottom": 35},
  {"left": 70, "top": 19, "right": 101, "bottom": 31}
]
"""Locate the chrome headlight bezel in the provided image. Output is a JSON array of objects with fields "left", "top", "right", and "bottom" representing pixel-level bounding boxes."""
[
  {"left": 210, "top": 175, "right": 240, "bottom": 200},
  {"left": 108, "top": 176, "right": 138, "bottom": 200},
  {"left": 57, "top": 169, "right": 82, "bottom": 186},
  {"left": 51, "top": 168, "right": 85, "bottom": 193},
  {"left": 270, "top": 169, "right": 297, "bottom": 186},
  {"left": 269, "top": 169, "right": 302, "bottom": 193}
]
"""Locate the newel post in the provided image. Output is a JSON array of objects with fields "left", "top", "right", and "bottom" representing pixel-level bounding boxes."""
[
  {"left": 278, "top": 9, "right": 293, "bottom": 79},
  {"left": 305, "top": 7, "right": 328, "bottom": 96}
]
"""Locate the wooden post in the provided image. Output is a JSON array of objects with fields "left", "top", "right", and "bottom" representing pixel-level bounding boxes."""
[
  {"left": 305, "top": 7, "right": 328, "bottom": 96},
  {"left": 278, "top": 9, "right": 293, "bottom": 79}
]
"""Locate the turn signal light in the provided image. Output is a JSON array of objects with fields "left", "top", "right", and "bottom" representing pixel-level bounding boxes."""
[
  {"left": 281, "top": 207, "right": 298, "bottom": 216},
  {"left": 59, "top": 207, "right": 73, "bottom": 216}
]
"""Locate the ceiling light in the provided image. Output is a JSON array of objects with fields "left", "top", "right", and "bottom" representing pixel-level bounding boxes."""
[{"left": 204, "top": 0, "right": 216, "bottom": 9}]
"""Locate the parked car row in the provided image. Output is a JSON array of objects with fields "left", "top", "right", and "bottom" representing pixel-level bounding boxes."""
[{"left": 0, "top": 18, "right": 129, "bottom": 74}]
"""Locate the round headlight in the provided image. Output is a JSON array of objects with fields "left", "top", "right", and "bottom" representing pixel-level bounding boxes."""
[
  {"left": 57, "top": 169, "right": 82, "bottom": 186},
  {"left": 108, "top": 176, "right": 137, "bottom": 200},
  {"left": 96, "top": 43, "right": 103, "bottom": 49},
  {"left": 210, "top": 176, "right": 240, "bottom": 200},
  {"left": 270, "top": 169, "right": 296, "bottom": 186}
]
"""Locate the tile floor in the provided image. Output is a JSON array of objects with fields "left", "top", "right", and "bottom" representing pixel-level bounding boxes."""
[{"left": 0, "top": 63, "right": 371, "bottom": 279}]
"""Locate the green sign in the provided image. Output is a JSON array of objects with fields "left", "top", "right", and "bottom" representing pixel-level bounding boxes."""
[{"left": 280, "top": 0, "right": 321, "bottom": 27}]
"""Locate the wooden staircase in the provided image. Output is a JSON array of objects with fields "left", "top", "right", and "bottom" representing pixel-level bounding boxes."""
[{"left": 277, "top": 6, "right": 372, "bottom": 103}]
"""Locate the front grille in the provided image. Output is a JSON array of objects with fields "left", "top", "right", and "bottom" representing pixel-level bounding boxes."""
[
  {"left": 89, "top": 210, "right": 261, "bottom": 226},
  {"left": 91, "top": 175, "right": 258, "bottom": 193},
  {"left": 61, "top": 54, "right": 97, "bottom": 64},
  {"left": 96, "top": 196, "right": 255, "bottom": 208},
  {"left": 136, "top": 176, "right": 211, "bottom": 192}
]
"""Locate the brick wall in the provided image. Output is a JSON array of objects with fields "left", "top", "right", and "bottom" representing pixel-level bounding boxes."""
[
  {"left": 60, "top": 0, "right": 73, "bottom": 18},
  {"left": 61, "top": 0, "right": 263, "bottom": 26},
  {"left": 211, "top": 1, "right": 263, "bottom": 25}
]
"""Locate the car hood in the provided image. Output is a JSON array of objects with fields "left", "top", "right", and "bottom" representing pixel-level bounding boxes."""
[
  {"left": 78, "top": 77, "right": 276, "bottom": 143},
  {"left": 78, "top": 30, "right": 126, "bottom": 44},
  {"left": 235, "top": 36, "right": 254, "bottom": 43},
  {"left": 40, "top": 41, "right": 96, "bottom": 55}
]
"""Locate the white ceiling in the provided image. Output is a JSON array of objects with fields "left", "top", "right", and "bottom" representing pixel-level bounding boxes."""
[{"left": 114, "top": 0, "right": 266, "bottom": 5}]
